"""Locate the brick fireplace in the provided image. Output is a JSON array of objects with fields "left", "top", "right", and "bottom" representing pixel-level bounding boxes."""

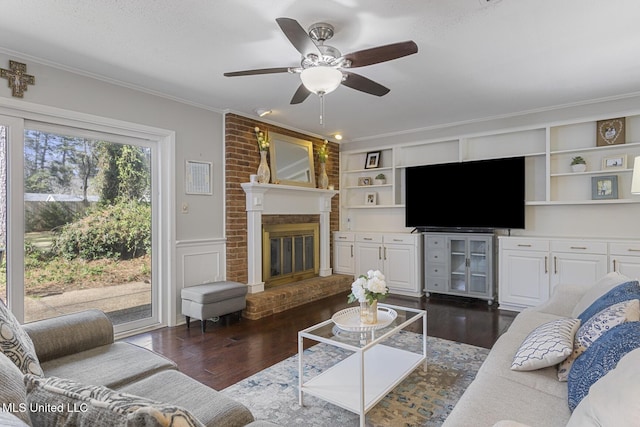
[{"left": 224, "top": 114, "right": 349, "bottom": 319}]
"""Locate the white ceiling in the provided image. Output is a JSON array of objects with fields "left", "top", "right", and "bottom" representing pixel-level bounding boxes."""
[{"left": 1, "top": 0, "right": 640, "bottom": 143}]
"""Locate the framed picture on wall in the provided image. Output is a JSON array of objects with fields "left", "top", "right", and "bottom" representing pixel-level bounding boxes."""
[
  {"left": 365, "top": 151, "right": 381, "bottom": 169},
  {"left": 591, "top": 175, "right": 618, "bottom": 200}
]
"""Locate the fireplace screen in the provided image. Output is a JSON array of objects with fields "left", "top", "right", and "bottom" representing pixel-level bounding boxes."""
[{"left": 262, "top": 223, "right": 319, "bottom": 287}]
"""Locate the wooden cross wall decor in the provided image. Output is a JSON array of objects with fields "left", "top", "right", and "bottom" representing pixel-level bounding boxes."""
[{"left": 0, "top": 60, "right": 35, "bottom": 98}]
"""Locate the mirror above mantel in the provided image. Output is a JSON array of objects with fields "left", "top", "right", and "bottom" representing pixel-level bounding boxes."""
[{"left": 269, "top": 132, "right": 316, "bottom": 188}]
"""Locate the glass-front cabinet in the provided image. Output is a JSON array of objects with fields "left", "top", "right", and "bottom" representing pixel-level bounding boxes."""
[{"left": 425, "top": 233, "right": 495, "bottom": 304}]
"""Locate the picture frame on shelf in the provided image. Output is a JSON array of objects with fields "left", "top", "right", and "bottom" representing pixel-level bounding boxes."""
[
  {"left": 591, "top": 175, "right": 619, "bottom": 200},
  {"left": 596, "top": 117, "right": 626, "bottom": 146},
  {"left": 358, "top": 177, "right": 372, "bottom": 186},
  {"left": 602, "top": 154, "right": 627, "bottom": 171},
  {"left": 364, "top": 151, "right": 381, "bottom": 169},
  {"left": 365, "top": 192, "right": 377, "bottom": 205}
]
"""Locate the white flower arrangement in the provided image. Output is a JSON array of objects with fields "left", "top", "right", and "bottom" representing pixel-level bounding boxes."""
[{"left": 347, "top": 270, "right": 389, "bottom": 304}]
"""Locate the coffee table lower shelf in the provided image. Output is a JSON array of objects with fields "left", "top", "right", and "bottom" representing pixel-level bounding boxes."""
[{"left": 299, "top": 344, "right": 424, "bottom": 422}]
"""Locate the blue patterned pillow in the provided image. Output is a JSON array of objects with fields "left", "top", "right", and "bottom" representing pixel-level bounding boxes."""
[
  {"left": 567, "top": 321, "right": 640, "bottom": 411},
  {"left": 577, "top": 281, "right": 640, "bottom": 324}
]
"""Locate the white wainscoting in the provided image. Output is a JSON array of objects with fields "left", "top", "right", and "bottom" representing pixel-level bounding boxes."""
[{"left": 174, "top": 238, "right": 227, "bottom": 325}]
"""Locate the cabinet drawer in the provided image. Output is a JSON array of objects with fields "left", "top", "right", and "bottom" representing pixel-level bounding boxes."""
[
  {"left": 610, "top": 241, "right": 640, "bottom": 257},
  {"left": 500, "top": 238, "right": 549, "bottom": 252},
  {"left": 384, "top": 233, "right": 416, "bottom": 244},
  {"left": 551, "top": 240, "right": 607, "bottom": 254},
  {"left": 426, "top": 278, "right": 448, "bottom": 292},
  {"left": 355, "top": 233, "right": 383, "bottom": 244},
  {"left": 426, "top": 235, "right": 446, "bottom": 249},
  {"left": 334, "top": 232, "right": 354, "bottom": 242},
  {"left": 427, "top": 250, "right": 446, "bottom": 263},
  {"left": 426, "top": 264, "right": 446, "bottom": 278}
]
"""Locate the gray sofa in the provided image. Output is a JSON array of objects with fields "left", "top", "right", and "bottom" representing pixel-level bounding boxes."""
[
  {"left": 443, "top": 272, "right": 640, "bottom": 427},
  {"left": 2, "top": 308, "right": 276, "bottom": 427}
]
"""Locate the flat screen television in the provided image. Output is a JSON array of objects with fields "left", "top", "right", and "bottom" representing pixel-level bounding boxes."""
[{"left": 405, "top": 156, "right": 525, "bottom": 231}]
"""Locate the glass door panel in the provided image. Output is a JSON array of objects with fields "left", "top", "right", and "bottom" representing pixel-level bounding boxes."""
[
  {"left": 449, "top": 238, "right": 467, "bottom": 292},
  {"left": 22, "top": 128, "right": 153, "bottom": 326},
  {"left": 469, "top": 239, "right": 488, "bottom": 293}
]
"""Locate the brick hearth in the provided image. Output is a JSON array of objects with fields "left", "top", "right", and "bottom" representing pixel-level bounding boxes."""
[{"left": 243, "top": 274, "right": 353, "bottom": 320}]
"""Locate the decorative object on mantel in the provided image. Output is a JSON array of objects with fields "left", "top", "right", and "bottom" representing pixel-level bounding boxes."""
[
  {"left": 571, "top": 156, "right": 587, "bottom": 173},
  {"left": 0, "top": 60, "right": 35, "bottom": 98},
  {"left": 347, "top": 269, "right": 389, "bottom": 324},
  {"left": 317, "top": 140, "right": 329, "bottom": 189},
  {"left": 592, "top": 175, "right": 619, "bottom": 200},
  {"left": 254, "top": 127, "right": 271, "bottom": 183},
  {"left": 596, "top": 117, "right": 626, "bottom": 146},
  {"left": 365, "top": 151, "right": 381, "bottom": 169},
  {"left": 374, "top": 173, "right": 386, "bottom": 185}
]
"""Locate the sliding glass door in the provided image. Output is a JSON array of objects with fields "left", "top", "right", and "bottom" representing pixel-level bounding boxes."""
[{"left": 1, "top": 115, "right": 162, "bottom": 334}]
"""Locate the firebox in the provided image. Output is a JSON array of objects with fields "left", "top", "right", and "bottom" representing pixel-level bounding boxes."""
[{"left": 262, "top": 223, "right": 319, "bottom": 287}]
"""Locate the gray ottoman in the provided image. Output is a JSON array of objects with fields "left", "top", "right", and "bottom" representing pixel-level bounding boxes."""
[{"left": 181, "top": 281, "right": 247, "bottom": 332}]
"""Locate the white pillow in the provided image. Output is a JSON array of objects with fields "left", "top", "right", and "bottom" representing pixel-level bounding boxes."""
[
  {"left": 571, "top": 272, "right": 632, "bottom": 318},
  {"left": 558, "top": 299, "right": 640, "bottom": 381},
  {"left": 511, "top": 317, "right": 580, "bottom": 371},
  {"left": 566, "top": 347, "right": 640, "bottom": 426}
]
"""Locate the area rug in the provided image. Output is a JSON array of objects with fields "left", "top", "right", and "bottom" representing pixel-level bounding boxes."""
[{"left": 222, "top": 332, "right": 489, "bottom": 426}]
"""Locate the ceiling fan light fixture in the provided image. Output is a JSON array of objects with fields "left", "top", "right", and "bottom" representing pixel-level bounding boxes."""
[{"left": 300, "top": 67, "right": 342, "bottom": 95}]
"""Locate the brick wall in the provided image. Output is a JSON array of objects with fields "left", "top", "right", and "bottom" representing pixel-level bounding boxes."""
[{"left": 224, "top": 113, "right": 340, "bottom": 284}]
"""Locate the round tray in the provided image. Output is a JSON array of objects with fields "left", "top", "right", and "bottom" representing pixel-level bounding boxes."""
[{"left": 331, "top": 306, "right": 397, "bottom": 332}]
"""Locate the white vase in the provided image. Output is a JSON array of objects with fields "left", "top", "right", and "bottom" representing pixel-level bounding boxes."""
[
  {"left": 571, "top": 164, "right": 586, "bottom": 173},
  {"left": 257, "top": 150, "right": 270, "bottom": 183},
  {"left": 374, "top": 178, "right": 386, "bottom": 185}
]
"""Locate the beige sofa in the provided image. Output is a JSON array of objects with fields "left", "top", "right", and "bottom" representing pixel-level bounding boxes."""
[
  {"left": 0, "top": 308, "right": 277, "bottom": 427},
  {"left": 443, "top": 272, "right": 640, "bottom": 427}
]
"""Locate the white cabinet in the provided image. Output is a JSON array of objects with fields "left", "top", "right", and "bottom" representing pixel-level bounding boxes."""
[
  {"left": 354, "top": 232, "right": 423, "bottom": 297},
  {"left": 549, "top": 240, "right": 608, "bottom": 293},
  {"left": 499, "top": 236, "right": 631, "bottom": 311},
  {"left": 333, "top": 232, "right": 355, "bottom": 275},
  {"left": 424, "top": 233, "right": 496, "bottom": 304},
  {"left": 609, "top": 241, "right": 640, "bottom": 278}
]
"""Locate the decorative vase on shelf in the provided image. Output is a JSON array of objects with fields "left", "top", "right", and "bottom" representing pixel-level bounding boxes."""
[
  {"left": 571, "top": 163, "right": 586, "bottom": 173},
  {"left": 360, "top": 300, "right": 378, "bottom": 324},
  {"left": 318, "top": 162, "right": 329, "bottom": 189},
  {"left": 257, "top": 150, "right": 270, "bottom": 184}
]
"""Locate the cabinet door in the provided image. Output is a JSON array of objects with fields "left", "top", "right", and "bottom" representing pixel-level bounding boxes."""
[
  {"left": 355, "top": 242, "right": 383, "bottom": 274},
  {"left": 550, "top": 252, "right": 607, "bottom": 292},
  {"left": 611, "top": 255, "right": 640, "bottom": 279},
  {"left": 384, "top": 243, "right": 416, "bottom": 291},
  {"left": 499, "top": 249, "right": 549, "bottom": 308},
  {"left": 333, "top": 241, "right": 354, "bottom": 274},
  {"left": 468, "top": 237, "right": 491, "bottom": 295},
  {"left": 448, "top": 237, "right": 468, "bottom": 293}
]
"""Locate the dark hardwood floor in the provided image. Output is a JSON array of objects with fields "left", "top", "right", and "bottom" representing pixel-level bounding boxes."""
[{"left": 123, "top": 293, "right": 517, "bottom": 390}]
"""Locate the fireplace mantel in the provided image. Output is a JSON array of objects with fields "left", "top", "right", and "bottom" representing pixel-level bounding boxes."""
[{"left": 241, "top": 183, "right": 338, "bottom": 293}]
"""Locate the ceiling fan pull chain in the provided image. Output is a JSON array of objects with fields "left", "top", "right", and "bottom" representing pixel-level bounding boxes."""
[{"left": 319, "top": 92, "right": 325, "bottom": 126}]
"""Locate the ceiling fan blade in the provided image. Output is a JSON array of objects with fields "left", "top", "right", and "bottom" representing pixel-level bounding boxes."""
[
  {"left": 276, "top": 17, "right": 321, "bottom": 58},
  {"left": 224, "top": 67, "right": 291, "bottom": 77},
  {"left": 290, "top": 84, "right": 311, "bottom": 104},
  {"left": 343, "top": 41, "right": 418, "bottom": 68},
  {"left": 341, "top": 72, "right": 390, "bottom": 97}
]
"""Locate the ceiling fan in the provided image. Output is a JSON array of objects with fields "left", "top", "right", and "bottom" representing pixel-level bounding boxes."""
[{"left": 224, "top": 17, "right": 418, "bottom": 106}]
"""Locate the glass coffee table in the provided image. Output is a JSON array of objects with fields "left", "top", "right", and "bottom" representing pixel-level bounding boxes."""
[{"left": 298, "top": 303, "right": 427, "bottom": 427}]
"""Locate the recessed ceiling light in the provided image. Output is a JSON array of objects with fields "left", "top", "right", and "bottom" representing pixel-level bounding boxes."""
[
  {"left": 334, "top": 134, "right": 343, "bottom": 141},
  {"left": 254, "top": 108, "right": 272, "bottom": 117}
]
